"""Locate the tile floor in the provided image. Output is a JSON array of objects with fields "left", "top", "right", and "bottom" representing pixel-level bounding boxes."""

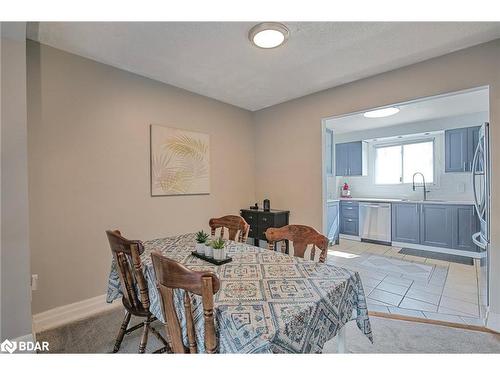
[{"left": 327, "top": 239, "right": 485, "bottom": 326}]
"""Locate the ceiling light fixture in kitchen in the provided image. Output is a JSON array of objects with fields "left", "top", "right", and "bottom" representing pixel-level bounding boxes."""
[
  {"left": 363, "top": 107, "right": 400, "bottom": 118},
  {"left": 249, "top": 22, "right": 289, "bottom": 49}
]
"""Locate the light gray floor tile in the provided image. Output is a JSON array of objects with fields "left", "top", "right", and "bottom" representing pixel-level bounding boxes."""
[
  {"left": 368, "top": 289, "right": 404, "bottom": 306},
  {"left": 367, "top": 298, "right": 392, "bottom": 307},
  {"left": 439, "top": 296, "right": 479, "bottom": 317},
  {"left": 459, "top": 316, "right": 485, "bottom": 326},
  {"left": 410, "top": 281, "right": 444, "bottom": 295},
  {"left": 388, "top": 307, "right": 426, "bottom": 318},
  {"left": 376, "top": 280, "right": 410, "bottom": 296},
  {"left": 438, "top": 306, "right": 478, "bottom": 318},
  {"left": 360, "top": 276, "right": 383, "bottom": 288},
  {"left": 399, "top": 297, "right": 438, "bottom": 312},
  {"left": 422, "top": 311, "right": 465, "bottom": 324},
  {"left": 405, "top": 288, "right": 442, "bottom": 305},
  {"left": 441, "top": 288, "right": 478, "bottom": 305},
  {"left": 366, "top": 303, "right": 390, "bottom": 313},
  {"left": 383, "top": 275, "right": 413, "bottom": 287}
]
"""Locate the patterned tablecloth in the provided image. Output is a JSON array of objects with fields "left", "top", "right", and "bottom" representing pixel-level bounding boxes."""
[{"left": 106, "top": 233, "right": 373, "bottom": 353}]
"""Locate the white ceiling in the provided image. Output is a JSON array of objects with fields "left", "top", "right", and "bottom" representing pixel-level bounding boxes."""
[
  {"left": 325, "top": 87, "right": 489, "bottom": 134},
  {"left": 28, "top": 22, "right": 500, "bottom": 111}
]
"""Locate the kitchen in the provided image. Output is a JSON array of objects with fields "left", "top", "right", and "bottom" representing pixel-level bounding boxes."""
[{"left": 323, "top": 87, "right": 491, "bottom": 325}]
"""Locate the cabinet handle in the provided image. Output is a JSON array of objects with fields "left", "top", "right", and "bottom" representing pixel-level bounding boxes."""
[
  {"left": 345, "top": 207, "right": 353, "bottom": 210},
  {"left": 262, "top": 217, "right": 267, "bottom": 222},
  {"left": 415, "top": 205, "right": 418, "bottom": 213},
  {"left": 463, "top": 162, "right": 467, "bottom": 171},
  {"left": 347, "top": 219, "right": 353, "bottom": 222},
  {"left": 345, "top": 168, "right": 347, "bottom": 175},
  {"left": 248, "top": 216, "right": 253, "bottom": 219},
  {"left": 348, "top": 168, "right": 351, "bottom": 175}
]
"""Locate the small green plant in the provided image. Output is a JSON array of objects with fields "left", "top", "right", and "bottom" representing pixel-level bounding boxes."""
[
  {"left": 211, "top": 237, "right": 226, "bottom": 249},
  {"left": 195, "top": 230, "right": 209, "bottom": 244}
]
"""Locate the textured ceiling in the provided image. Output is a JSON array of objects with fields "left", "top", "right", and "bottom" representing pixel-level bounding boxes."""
[{"left": 28, "top": 22, "right": 500, "bottom": 111}]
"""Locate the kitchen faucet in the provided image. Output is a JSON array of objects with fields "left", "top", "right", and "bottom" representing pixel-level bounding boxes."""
[{"left": 412, "top": 172, "right": 430, "bottom": 201}]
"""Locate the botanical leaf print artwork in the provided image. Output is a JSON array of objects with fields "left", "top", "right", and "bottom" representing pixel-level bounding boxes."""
[{"left": 151, "top": 125, "right": 210, "bottom": 195}]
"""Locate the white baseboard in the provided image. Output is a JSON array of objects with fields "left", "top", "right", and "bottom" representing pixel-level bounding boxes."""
[
  {"left": 392, "top": 241, "right": 485, "bottom": 259},
  {"left": 32, "top": 294, "right": 120, "bottom": 333},
  {"left": 486, "top": 310, "right": 500, "bottom": 333},
  {"left": 339, "top": 234, "right": 361, "bottom": 241}
]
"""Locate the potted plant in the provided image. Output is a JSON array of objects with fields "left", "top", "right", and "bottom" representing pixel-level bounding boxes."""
[
  {"left": 204, "top": 237, "right": 214, "bottom": 258},
  {"left": 211, "top": 237, "right": 226, "bottom": 261},
  {"left": 195, "top": 230, "right": 209, "bottom": 254}
]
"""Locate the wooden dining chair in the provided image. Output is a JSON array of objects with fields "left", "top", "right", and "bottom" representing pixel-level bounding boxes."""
[
  {"left": 209, "top": 215, "right": 250, "bottom": 243},
  {"left": 151, "top": 251, "right": 220, "bottom": 354},
  {"left": 105, "top": 230, "right": 170, "bottom": 353},
  {"left": 265, "top": 224, "right": 329, "bottom": 263}
]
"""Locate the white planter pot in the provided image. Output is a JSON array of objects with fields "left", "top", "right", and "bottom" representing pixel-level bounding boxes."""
[
  {"left": 195, "top": 243, "right": 205, "bottom": 254},
  {"left": 204, "top": 245, "right": 214, "bottom": 258},
  {"left": 213, "top": 247, "right": 226, "bottom": 261}
]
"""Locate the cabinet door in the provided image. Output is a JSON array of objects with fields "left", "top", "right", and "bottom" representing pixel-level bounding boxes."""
[
  {"left": 340, "top": 217, "right": 358, "bottom": 236},
  {"left": 347, "top": 141, "right": 363, "bottom": 175},
  {"left": 392, "top": 203, "right": 420, "bottom": 244},
  {"left": 452, "top": 205, "right": 479, "bottom": 252},
  {"left": 326, "top": 202, "right": 339, "bottom": 242},
  {"left": 335, "top": 143, "right": 348, "bottom": 176},
  {"left": 445, "top": 128, "right": 468, "bottom": 172},
  {"left": 420, "top": 204, "right": 453, "bottom": 248},
  {"left": 468, "top": 126, "right": 481, "bottom": 172}
]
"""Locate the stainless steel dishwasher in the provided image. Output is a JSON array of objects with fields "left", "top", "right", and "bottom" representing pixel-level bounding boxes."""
[{"left": 359, "top": 202, "right": 391, "bottom": 245}]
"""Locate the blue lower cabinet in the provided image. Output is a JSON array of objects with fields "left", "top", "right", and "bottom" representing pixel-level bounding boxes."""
[
  {"left": 393, "top": 202, "right": 479, "bottom": 252},
  {"left": 326, "top": 201, "right": 340, "bottom": 243},
  {"left": 420, "top": 204, "right": 453, "bottom": 248},
  {"left": 392, "top": 203, "right": 420, "bottom": 244},
  {"left": 340, "top": 217, "right": 358, "bottom": 236},
  {"left": 340, "top": 201, "right": 359, "bottom": 236},
  {"left": 452, "top": 205, "right": 479, "bottom": 252}
]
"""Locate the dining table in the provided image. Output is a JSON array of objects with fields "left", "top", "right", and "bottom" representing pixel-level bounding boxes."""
[{"left": 106, "top": 233, "right": 373, "bottom": 353}]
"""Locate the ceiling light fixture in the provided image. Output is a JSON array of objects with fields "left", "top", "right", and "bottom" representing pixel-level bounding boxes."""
[
  {"left": 363, "top": 107, "right": 400, "bottom": 118},
  {"left": 249, "top": 22, "right": 289, "bottom": 49}
]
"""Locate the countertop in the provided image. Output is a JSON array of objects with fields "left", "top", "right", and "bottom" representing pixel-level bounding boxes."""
[{"left": 327, "top": 197, "right": 474, "bottom": 205}]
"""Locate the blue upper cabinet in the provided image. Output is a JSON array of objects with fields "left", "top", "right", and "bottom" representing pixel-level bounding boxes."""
[
  {"left": 335, "top": 141, "right": 367, "bottom": 176},
  {"left": 445, "top": 126, "right": 481, "bottom": 172}
]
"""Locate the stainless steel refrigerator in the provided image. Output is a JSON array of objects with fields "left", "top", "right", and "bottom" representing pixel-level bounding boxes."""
[{"left": 472, "top": 122, "right": 491, "bottom": 313}]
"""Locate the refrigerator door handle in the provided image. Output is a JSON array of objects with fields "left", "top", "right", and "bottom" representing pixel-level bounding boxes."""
[
  {"left": 472, "top": 141, "right": 484, "bottom": 218},
  {"left": 472, "top": 232, "right": 487, "bottom": 250}
]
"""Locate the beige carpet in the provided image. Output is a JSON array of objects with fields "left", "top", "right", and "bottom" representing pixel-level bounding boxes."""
[{"left": 36, "top": 307, "right": 500, "bottom": 353}]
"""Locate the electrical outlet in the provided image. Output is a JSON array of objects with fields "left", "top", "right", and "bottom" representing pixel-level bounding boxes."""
[{"left": 31, "top": 274, "right": 39, "bottom": 291}]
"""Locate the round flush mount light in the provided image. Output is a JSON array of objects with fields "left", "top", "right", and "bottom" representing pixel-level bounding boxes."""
[
  {"left": 363, "top": 107, "right": 400, "bottom": 118},
  {"left": 249, "top": 22, "right": 289, "bottom": 49}
]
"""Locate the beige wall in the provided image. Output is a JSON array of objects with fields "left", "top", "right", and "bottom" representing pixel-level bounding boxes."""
[
  {"left": 27, "top": 41, "right": 255, "bottom": 314},
  {"left": 1, "top": 23, "right": 32, "bottom": 339},
  {"left": 254, "top": 39, "right": 500, "bottom": 314}
]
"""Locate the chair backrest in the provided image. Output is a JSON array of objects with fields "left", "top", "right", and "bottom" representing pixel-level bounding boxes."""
[
  {"left": 265, "top": 224, "right": 328, "bottom": 263},
  {"left": 151, "top": 251, "right": 220, "bottom": 354},
  {"left": 106, "top": 230, "right": 150, "bottom": 312},
  {"left": 209, "top": 215, "right": 249, "bottom": 243}
]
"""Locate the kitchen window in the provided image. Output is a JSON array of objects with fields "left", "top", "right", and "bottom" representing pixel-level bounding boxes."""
[{"left": 374, "top": 140, "right": 434, "bottom": 184}]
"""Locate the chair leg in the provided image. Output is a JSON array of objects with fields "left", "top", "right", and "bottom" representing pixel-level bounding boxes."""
[
  {"left": 138, "top": 316, "right": 151, "bottom": 353},
  {"left": 113, "top": 310, "right": 132, "bottom": 353}
]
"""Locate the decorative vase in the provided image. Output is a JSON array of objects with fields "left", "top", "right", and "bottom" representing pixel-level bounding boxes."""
[
  {"left": 213, "top": 247, "right": 225, "bottom": 261},
  {"left": 204, "top": 244, "right": 214, "bottom": 258},
  {"left": 195, "top": 242, "right": 205, "bottom": 254}
]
